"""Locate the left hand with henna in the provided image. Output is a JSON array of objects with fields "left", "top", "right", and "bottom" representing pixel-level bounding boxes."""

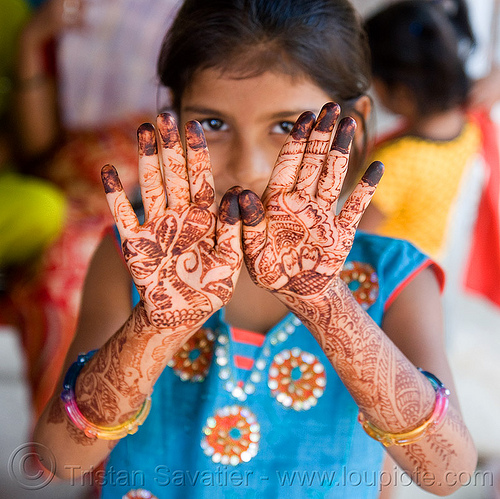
[
  {"left": 238, "top": 102, "right": 477, "bottom": 494},
  {"left": 238, "top": 101, "right": 383, "bottom": 306},
  {"left": 102, "top": 114, "right": 243, "bottom": 337}
]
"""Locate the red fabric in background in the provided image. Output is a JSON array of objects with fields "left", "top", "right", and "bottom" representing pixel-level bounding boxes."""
[{"left": 465, "top": 111, "right": 500, "bottom": 308}]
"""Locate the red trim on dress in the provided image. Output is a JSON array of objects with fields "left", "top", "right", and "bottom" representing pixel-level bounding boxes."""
[
  {"left": 384, "top": 260, "right": 445, "bottom": 312},
  {"left": 231, "top": 327, "right": 266, "bottom": 347},
  {"left": 233, "top": 355, "right": 255, "bottom": 370}
]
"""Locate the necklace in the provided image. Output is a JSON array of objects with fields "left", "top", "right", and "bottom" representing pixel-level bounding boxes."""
[{"left": 214, "top": 314, "right": 302, "bottom": 402}]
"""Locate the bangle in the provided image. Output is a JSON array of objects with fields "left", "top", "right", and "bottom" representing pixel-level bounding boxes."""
[
  {"left": 358, "top": 368, "right": 450, "bottom": 447},
  {"left": 61, "top": 350, "right": 152, "bottom": 440}
]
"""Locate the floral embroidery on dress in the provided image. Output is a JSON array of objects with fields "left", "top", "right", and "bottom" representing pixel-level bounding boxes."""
[
  {"left": 168, "top": 328, "right": 215, "bottom": 381},
  {"left": 268, "top": 348, "right": 326, "bottom": 410},
  {"left": 214, "top": 315, "right": 302, "bottom": 401},
  {"left": 341, "top": 261, "right": 379, "bottom": 309},
  {"left": 201, "top": 405, "right": 260, "bottom": 466},
  {"left": 122, "top": 489, "right": 158, "bottom": 499}
]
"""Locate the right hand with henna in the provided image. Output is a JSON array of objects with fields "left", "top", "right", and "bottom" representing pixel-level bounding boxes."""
[{"left": 101, "top": 113, "right": 243, "bottom": 335}]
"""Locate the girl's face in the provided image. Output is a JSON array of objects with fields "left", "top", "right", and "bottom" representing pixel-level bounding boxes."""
[{"left": 181, "top": 69, "right": 331, "bottom": 200}]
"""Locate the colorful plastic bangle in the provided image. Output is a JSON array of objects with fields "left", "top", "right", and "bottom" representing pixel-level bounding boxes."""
[
  {"left": 61, "top": 350, "right": 152, "bottom": 440},
  {"left": 358, "top": 368, "right": 450, "bottom": 447}
]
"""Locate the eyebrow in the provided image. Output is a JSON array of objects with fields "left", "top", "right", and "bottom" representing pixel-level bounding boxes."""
[{"left": 182, "top": 105, "right": 310, "bottom": 121}]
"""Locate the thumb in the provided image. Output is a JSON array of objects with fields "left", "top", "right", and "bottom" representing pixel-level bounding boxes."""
[
  {"left": 215, "top": 186, "right": 243, "bottom": 265},
  {"left": 238, "top": 189, "right": 267, "bottom": 261}
]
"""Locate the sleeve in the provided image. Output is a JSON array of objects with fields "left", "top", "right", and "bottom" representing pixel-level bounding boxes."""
[
  {"left": 374, "top": 236, "right": 445, "bottom": 311},
  {"left": 348, "top": 233, "right": 445, "bottom": 324}
]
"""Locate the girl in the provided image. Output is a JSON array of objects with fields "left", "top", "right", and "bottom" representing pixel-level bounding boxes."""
[
  {"left": 359, "top": 0, "right": 480, "bottom": 259},
  {"left": 360, "top": 0, "right": 500, "bottom": 464},
  {"left": 34, "top": 1, "right": 476, "bottom": 497}
]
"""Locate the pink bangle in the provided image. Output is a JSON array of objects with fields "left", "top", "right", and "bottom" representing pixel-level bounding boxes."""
[
  {"left": 358, "top": 369, "right": 450, "bottom": 447},
  {"left": 61, "top": 350, "right": 152, "bottom": 440}
]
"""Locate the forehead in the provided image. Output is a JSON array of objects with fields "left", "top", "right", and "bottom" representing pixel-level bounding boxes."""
[{"left": 181, "top": 68, "right": 331, "bottom": 119}]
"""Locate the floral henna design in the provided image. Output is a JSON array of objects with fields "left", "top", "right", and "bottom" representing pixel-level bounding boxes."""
[
  {"left": 101, "top": 115, "right": 242, "bottom": 334},
  {"left": 240, "top": 103, "right": 384, "bottom": 300},
  {"left": 239, "top": 103, "right": 441, "bottom": 435}
]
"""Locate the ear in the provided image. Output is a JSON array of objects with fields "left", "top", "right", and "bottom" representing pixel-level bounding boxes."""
[
  {"left": 351, "top": 95, "right": 372, "bottom": 151},
  {"left": 353, "top": 94, "right": 372, "bottom": 122}
]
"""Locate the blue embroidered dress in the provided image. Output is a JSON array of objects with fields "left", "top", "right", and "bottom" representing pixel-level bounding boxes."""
[{"left": 101, "top": 232, "right": 439, "bottom": 499}]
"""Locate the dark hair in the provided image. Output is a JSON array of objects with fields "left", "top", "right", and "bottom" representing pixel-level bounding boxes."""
[
  {"left": 365, "top": 0, "right": 472, "bottom": 115},
  {"left": 157, "top": 0, "right": 371, "bottom": 115}
]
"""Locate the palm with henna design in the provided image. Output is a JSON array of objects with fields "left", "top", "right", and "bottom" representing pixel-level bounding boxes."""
[
  {"left": 101, "top": 113, "right": 243, "bottom": 335},
  {"left": 239, "top": 102, "right": 384, "bottom": 301}
]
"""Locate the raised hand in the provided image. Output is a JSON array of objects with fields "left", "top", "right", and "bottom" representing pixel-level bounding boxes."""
[
  {"left": 101, "top": 114, "right": 243, "bottom": 335},
  {"left": 238, "top": 102, "right": 383, "bottom": 303}
]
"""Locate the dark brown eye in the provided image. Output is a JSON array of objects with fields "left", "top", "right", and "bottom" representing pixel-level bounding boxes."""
[
  {"left": 200, "top": 118, "right": 227, "bottom": 131},
  {"left": 271, "top": 121, "right": 295, "bottom": 134}
]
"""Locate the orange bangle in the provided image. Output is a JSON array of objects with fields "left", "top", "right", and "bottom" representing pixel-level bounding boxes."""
[{"left": 358, "top": 369, "right": 450, "bottom": 447}]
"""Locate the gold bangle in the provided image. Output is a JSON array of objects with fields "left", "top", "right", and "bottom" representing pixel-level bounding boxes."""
[{"left": 358, "top": 369, "right": 450, "bottom": 447}]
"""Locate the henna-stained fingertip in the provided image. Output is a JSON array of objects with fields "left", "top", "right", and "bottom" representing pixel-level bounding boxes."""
[
  {"left": 101, "top": 165, "right": 123, "bottom": 194},
  {"left": 290, "top": 111, "right": 316, "bottom": 140},
  {"left": 331, "top": 117, "right": 356, "bottom": 154},
  {"left": 219, "top": 187, "right": 243, "bottom": 225},
  {"left": 238, "top": 190, "right": 265, "bottom": 227},
  {"left": 362, "top": 161, "right": 384, "bottom": 187},
  {"left": 185, "top": 120, "right": 207, "bottom": 150},
  {"left": 137, "top": 123, "right": 158, "bottom": 156},
  {"left": 315, "top": 102, "right": 340, "bottom": 132}
]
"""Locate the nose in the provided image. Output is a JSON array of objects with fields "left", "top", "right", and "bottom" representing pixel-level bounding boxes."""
[{"left": 228, "top": 135, "right": 272, "bottom": 196}]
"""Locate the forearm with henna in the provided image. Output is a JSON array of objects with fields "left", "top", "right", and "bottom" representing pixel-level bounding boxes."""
[
  {"left": 239, "top": 103, "right": 476, "bottom": 491},
  {"left": 68, "top": 117, "right": 242, "bottom": 431},
  {"left": 35, "top": 115, "right": 243, "bottom": 475},
  {"left": 277, "top": 278, "right": 436, "bottom": 433}
]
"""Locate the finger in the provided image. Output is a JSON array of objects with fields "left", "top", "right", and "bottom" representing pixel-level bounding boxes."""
[
  {"left": 238, "top": 189, "right": 267, "bottom": 262},
  {"left": 338, "top": 161, "right": 384, "bottom": 228},
  {"left": 137, "top": 123, "right": 166, "bottom": 222},
  {"left": 101, "top": 164, "right": 139, "bottom": 235},
  {"left": 157, "top": 113, "right": 190, "bottom": 208},
  {"left": 216, "top": 186, "right": 243, "bottom": 267},
  {"left": 295, "top": 102, "right": 340, "bottom": 195},
  {"left": 317, "top": 117, "right": 357, "bottom": 212},
  {"left": 262, "top": 111, "right": 315, "bottom": 202},
  {"left": 185, "top": 120, "right": 216, "bottom": 215}
]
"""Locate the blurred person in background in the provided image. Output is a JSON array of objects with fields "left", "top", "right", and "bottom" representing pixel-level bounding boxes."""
[
  {"left": 357, "top": 1, "right": 500, "bottom": 491},
  {"left": 0, "top": 0, "right": 65, "bottom": 296},
  {"left": 6, "top": 0, "right": 177, "bottom": 418}
]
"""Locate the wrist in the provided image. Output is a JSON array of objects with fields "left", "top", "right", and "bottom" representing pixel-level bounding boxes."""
[
  {"left": 274, "top": 276, "right": 346, "bottom": 310},
  {"left": 135, "top": 301, "right": 210, "bottom": 339}
]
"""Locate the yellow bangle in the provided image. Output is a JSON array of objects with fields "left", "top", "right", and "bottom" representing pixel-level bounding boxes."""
[
  {"left": 61, "top": 350, "right": 152, "bottom": 440},
  {"left": 358, "top": 369, "right": 450, "bottom": 447}
]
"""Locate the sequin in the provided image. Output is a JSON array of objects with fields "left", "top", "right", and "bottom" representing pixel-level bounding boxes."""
[
  {"left": 122, "top": 490, "right": 157, "bottom": 499},
  {"left": 201, "top": 405, "right": 260, "bottom": 465},
  {"left": 268, "top": 349, "right": 326, "bottom": 410},
  {"left": 168, "top": 328, "right": 215, "bottom": 382},
  {"left": 340, "top": 262, "right": 379, "bottom": 310}
]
